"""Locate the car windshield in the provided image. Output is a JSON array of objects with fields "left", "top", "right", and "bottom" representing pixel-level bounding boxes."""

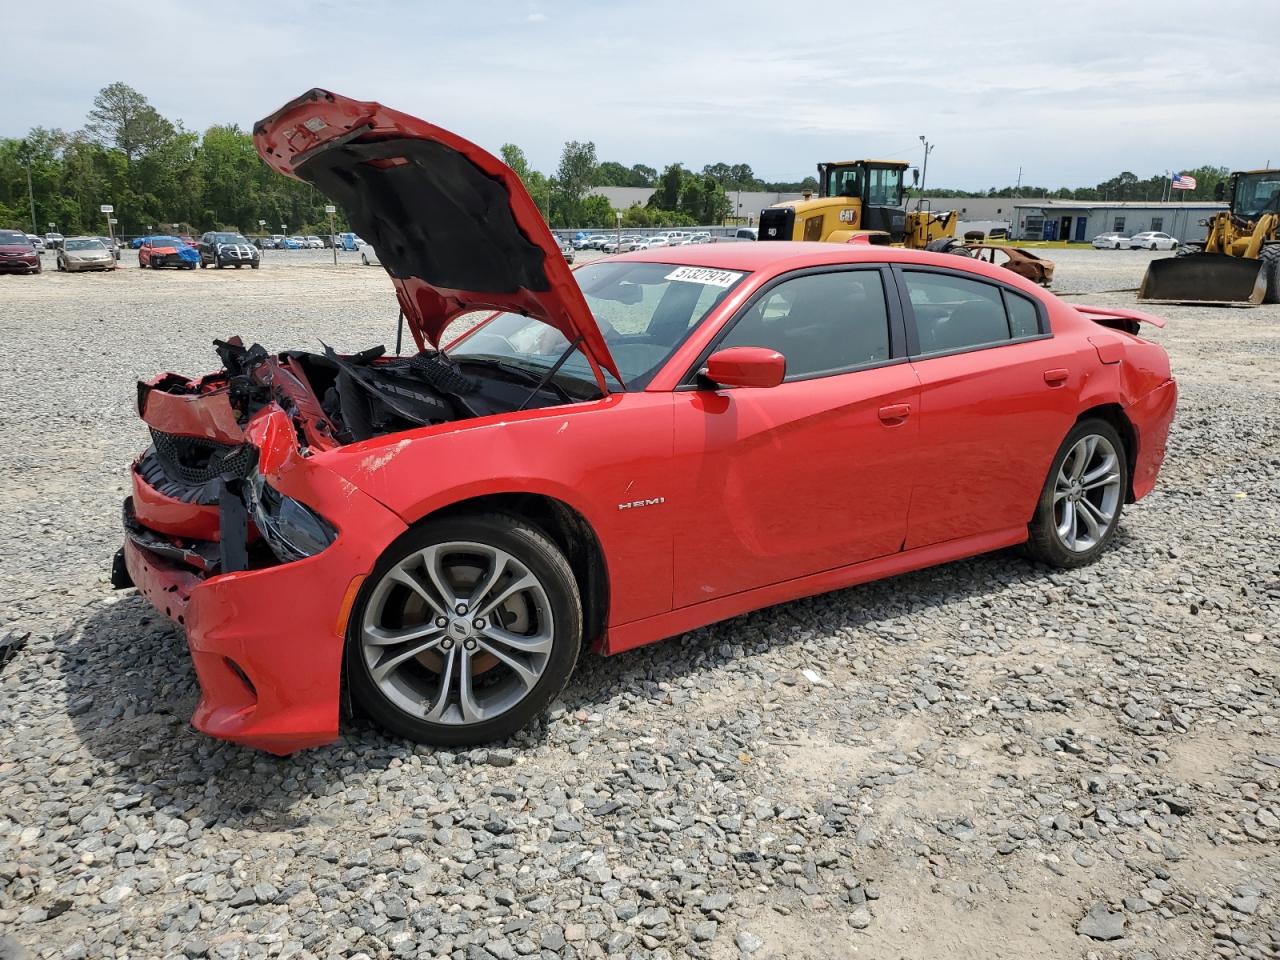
[
  {"left": 447, "top": 260, "right": 749, "bottom": 392},
  {"left": 0, "top": 231, "right": 31, "bottom": 246},
  {"left": 151, "top": 236, "right": 182, "bottom": 246},
  {"left": 66, "top": 239, "right": 106, "bottom": 251},
  {"left": 212, "top": 233, "right": 247, "bottom": 244}
]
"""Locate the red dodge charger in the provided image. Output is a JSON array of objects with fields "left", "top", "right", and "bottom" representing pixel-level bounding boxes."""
[{"left": 114, "top": 90, "right": 1177, "bottom": 754}]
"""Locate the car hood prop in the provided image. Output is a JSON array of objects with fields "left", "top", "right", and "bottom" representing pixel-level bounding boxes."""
[{"left": 253, "top": 89, "right": 621, "bottom": 387}]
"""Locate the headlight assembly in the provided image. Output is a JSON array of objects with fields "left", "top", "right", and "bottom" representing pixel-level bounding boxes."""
[{"left": 244, "top": 473, "right": 337, "bottom": 562}]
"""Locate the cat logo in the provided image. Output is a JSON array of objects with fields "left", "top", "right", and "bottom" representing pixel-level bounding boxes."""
[
  {"left": 839, "top": 208, "right": 858, "bottom": 225},
  {"left": 617, "top": 497, "right": 665, "bottom": 511}
]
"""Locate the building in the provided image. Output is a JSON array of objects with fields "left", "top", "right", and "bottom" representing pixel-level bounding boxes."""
[
  {"left": 1011, "top": 200, "right": 1227, "bottom": 242},
  {"left": 588, "top": 187, "right": 1017, "bottom": 235}
]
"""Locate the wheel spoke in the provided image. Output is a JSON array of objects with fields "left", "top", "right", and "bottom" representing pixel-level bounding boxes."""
[
  {"left": 1081, "top": 453, "right": 1117, "bottom": 488},
  {"left": 1079, "top": 494, "right": 1112, "bottom": 527},
  {"left": 370, "top": 634, "right": 445, "bottom": 684},
  {"left": 465, "top": 545, "right": 510, "bottom": 614},
  {"left": 418, "top": 544, "right": 459, "bottom": 612},
  {"left": 387, "top": 567, "right": 450, "bottom": 619},
  {"left": 1057, "top": 500, "right": 1076, "bottom": 549},
  {"left": 476, "top": 639, "right": 541, "bottom": 689},
  {"left": 1076, "top": 497, "right": 1102, "bottom": 542},
  {"left": 364, "top": 622, "right": 445, "bottom": 647},
  {"left": 423, "top": 645, "right": 459, "bottom": 721},
  {"left": 475, "top": 571, "right": 540, "bottom": 620},
  {"left": 457, "top": 650, "right": 482, "bottom": 723},
  {"left": 482, "top": 623, "right": 554, "bottom": 654}
]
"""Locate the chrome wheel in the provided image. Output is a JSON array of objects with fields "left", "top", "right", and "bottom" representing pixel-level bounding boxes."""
[
  {"left": 360, "top": 541, "right": 555, "bottom": 726},
  {"left": 1053, "top": 434, "right": 1122, "bottom": 552}
]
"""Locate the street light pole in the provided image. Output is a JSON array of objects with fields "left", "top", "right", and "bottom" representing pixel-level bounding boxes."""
[
  {"left": 24, "top": 161, "right": 37, "bottom": 235},
  {"left": 917, "top": 135, "right": 934, "bottom": 210},
  {"left": 325, "top": 205, "right": 337, "bottom": 265}
]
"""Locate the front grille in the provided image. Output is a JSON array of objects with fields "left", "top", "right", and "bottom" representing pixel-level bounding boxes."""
[{"left": 149, "top": 429, "right": 258, "bottom": 485}]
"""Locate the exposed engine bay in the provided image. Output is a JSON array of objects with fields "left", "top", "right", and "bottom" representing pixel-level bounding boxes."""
[{"left": 141, "top": 336, "right": 583, "bottom": 455}]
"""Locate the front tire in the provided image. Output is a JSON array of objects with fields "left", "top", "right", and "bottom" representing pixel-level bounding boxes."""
[
  {"left": 348, "top": 512, "right": 582, "bottom": 746},
  {"left": 1260, "top": 245, "right": 1280, "bottom": 305},
  {"left": 1026, "top": 418, "right": 1128, "bottom": 568}
]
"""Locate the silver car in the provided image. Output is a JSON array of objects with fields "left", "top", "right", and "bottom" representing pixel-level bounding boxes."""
[
  {"left": 361, "top": 246, "right": 382, "bottom": 266},
  {"left": 57, "top": 237, "right": 116, "bottom": 272}
]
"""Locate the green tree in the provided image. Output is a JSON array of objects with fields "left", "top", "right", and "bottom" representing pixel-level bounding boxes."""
[
  {"left": 551, "top": 140, "right": 598, "bottom": 224},
  {"left": 650, "top": 163, "right": 685, "bottom": 211},
  {"left": 85, "top": 82, "right": 174, "bottom": 165},
  {"left": 499, "top": 143, "right": 531, "bottom": 180}
]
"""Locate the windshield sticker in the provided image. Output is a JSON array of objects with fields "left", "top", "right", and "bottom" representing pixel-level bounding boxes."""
[{"left": 664, "top": 266, "right": 743, "bottom": 288}]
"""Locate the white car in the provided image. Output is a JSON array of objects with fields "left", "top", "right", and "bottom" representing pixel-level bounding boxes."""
[
  {"left": 636, "top": 236, "right": 669, "bottom": 250},
  {"left": 602, "top": 236, "right": 637, "bottom": 253},
  {"left": 26, "top": 234, "right": 46, "bottom": 251},
  {"left": 1091, "top": 232, "right": 1131, "bottom": 250},
  {"left": 1127, "top": 231, "right": 1179, "bottom": 251},
  {"left": 303, "top": 235, "right": 325, "bottom": 249},
  {"left": 361, "top": 246, "right": 381, "bottom": 266}
]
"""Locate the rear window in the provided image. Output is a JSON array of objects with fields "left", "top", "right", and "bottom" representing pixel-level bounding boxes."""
[{"left": 903, "top": 271, "right": 1044, "bottom": 354}]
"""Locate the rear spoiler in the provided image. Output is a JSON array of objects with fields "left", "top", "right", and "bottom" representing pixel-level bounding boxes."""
[{"left": 1069, "top": 304, "right": 1167, "bottom": 335}]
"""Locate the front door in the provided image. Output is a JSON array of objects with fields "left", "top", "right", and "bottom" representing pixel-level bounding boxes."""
[
  {"left": 670, "top": 267, "right": 920, "bottom": 607},
  {"left": 1074, "top": 217, "right": 1088, "bottom": 242},
  {"left": 1060, "top": 216, "right": 1073, "bottom": 242}
]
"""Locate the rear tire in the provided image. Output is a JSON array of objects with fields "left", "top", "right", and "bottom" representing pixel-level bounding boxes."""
[
  {"left": 1260, "top": 245, "right": 1280, "bottom": 305},
  {"left": 1026, "top": 418, "right": 1128, "bottom": 569},
  {"left": 348, "top": 512, "right": 582, "bottom": 746},
  {"left": 925, "top": 237, "right": 969, "bottom": 256}
]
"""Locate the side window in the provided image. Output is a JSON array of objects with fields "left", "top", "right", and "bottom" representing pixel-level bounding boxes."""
[
  {"left": 718, "top": 271, "right": 891, "bottom": 379},
  {"left": 1004, "top": 290, "right": 1041, "bottom": 338},
  {"left": 902, "top": 272, "right": 1011, "bottom": 354}
]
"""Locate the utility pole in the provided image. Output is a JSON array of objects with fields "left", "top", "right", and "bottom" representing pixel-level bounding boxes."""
[
  {"left": 1015, "top": 166, "right": 1022, "bottom": 198},
  {"left": 24, "top": 161, "right": 37, "bottom": 234},
  {"left": 325, "top": 205, "right": 337, "bottom": 265},
  {"left": 917, "top": 136, "right": 934, "bottom": 210}
]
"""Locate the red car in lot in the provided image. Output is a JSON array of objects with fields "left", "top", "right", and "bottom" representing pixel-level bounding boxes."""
[
  {"left": 114, "top": 90, "right": 1177, "bottom": 755},
  {"left": 138, "top": 235, "right": 199, "bottom": 269}
]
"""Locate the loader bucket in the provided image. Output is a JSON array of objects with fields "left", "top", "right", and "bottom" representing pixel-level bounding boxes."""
[{"left": 1138, "top": 253, "right": 1267, "bottom": 306}]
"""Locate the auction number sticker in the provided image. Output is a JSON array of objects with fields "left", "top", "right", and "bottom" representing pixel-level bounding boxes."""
[{"left": 664, "top": 266, "right": 744, "bottom": 288}]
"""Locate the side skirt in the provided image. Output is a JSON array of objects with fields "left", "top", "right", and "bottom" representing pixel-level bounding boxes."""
[{"left": 603, "top": 526, "right": 1028, "bottom": 655}]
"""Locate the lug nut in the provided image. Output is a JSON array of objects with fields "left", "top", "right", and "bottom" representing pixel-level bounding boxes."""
[
  {"left": 440, "top": 638, "right": 454, "bottom": 650},
  {"left": 463, "top": 639, "right": 477, "bottom": 651},
  {"left": 435, "top": 617, "right": 448, "bottom": 628},
  {"left": 455, "top": 602, "right": 469, "bottom": 615},
  {"left": 473, "top": 618, "right": 486, "bottom": 630}
]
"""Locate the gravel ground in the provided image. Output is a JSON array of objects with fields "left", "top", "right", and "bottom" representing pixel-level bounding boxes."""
[{"left": 0, "top": 247, "right": 1277, "bottom": 960}]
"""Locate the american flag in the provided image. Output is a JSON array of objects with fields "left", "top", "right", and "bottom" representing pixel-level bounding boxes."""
[{"left": 1171, "top": 173, "right": 1197, "bottom": 190}]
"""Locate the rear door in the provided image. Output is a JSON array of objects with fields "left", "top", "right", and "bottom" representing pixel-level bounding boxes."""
[
  {"left": 670, "top": 266, "right": 921, "bottom": 606},
  {"left": 893, "top": 267, "right": 1082, "bottom": 549}
]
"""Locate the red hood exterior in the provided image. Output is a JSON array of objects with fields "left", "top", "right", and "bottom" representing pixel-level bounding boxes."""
[{"left": 253, "top": 89, "right": 619, "bottom": 383}]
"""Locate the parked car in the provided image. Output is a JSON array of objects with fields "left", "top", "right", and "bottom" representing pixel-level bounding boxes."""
[
  {"left": 558, "top": 239, "right": 575, "bottom": 264},
  {"left": 572, "top": 235, "right": 597, "bottom": 250},
  {"left": 26, "top": 234, "right": 46, "bottom": 251},
  {"left": 1127, "top": 231, "right": 1179, "bottom": 251},
  {"left": 58, "top": 236, "right": 117, "bottom": 272},
  {"left": 1091, "top": 232, "right": 1130, "bottom": 250},
  {"left": 588, "top": 236, "right": 615, "bottom": 250},
  {"left": 44, "top": 232, "right": 64, "bottom": 250},
  {"left": 96, "top": 236, "right": 122, "bottom": 260},
  {"left": 138, "top": 235, "right": 199, "bottom": 269},
  {"left": 198, "top": 231, "right": 262, "bottom": 269},
  {"left": 602, "top": 236, "right": 638, "bottom": 253},
  {"left": 360, "top": 245, "right": 382, "bottom": 266},
  {"left": 275, "top": 236, "right": 303, "bottom": 249},
  {"left": 303, "top": 235, "right": 325, "bottom": 249},
  {"left": 962, "top": 244, "right": 1056, "bottom": 287},
  {"left": 635, "top": 236, "right": 668, "bottom": 249},
  {"left": 0, "top": 229, "right": 41, "bottom": 274},
  {"left": 131, "top": 236, "right": 152, "bottom": 249},
  {"left": 258, "top": 235, "right": 282, "bottom": 249},
  {"left": 338, "top": 232, "right": 364, "bottom": 251},
  {"left": 114, "top": 88, "right": 1177, "bottom": 754}
]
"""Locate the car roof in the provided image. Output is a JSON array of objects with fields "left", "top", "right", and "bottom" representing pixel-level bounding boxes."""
[{"left": 611, "top": 240, "right": 1051, "bottom": 292}]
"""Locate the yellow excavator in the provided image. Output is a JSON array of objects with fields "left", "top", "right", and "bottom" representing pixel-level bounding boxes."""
[
  {"left": 758, "top": 160, "right": 958, "bottom": 249},
  {"left": 1139, "top": 168, "right": 1280, "bottom": 305}
]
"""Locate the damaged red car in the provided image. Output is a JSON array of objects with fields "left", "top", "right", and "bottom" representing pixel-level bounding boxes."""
[{"left": 114, "top": 89, "right": 1178, "bottom": 755}]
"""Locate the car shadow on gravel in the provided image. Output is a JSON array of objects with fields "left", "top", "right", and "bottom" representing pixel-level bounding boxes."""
[{"left": 59, "top": 536, "right": 1122, "bottom": 830}]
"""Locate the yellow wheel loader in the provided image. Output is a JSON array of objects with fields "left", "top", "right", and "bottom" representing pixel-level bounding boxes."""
[
  {"left": 1139, "top": 169, "right": 1280, "bottom": 305},
  {"left": 758, "top": 160, "right": 958, "bottom": 249}
]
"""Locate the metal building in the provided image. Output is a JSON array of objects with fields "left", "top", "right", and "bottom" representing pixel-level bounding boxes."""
[{"left": 1011, "top": 200, "right": 1228, "bottom": 242}]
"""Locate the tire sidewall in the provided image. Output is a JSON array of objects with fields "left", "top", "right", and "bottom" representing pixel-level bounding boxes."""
[
  {"left": 1029, "top": 418, "right": 1128, "bottom": 567},
  {"left": 347, "top": 513, "right": 582, "bottom": 746}
]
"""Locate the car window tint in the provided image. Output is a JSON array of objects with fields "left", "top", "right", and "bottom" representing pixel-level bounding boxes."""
[
  {"left": 719, "top": 271, "right": 890, "bottom": 379},
  {"left": 903, "top": 272, "right": 1011, "bottom": 353},
  {"left": 1004, "top": 290, "right": 1040, "bottom": 338}
]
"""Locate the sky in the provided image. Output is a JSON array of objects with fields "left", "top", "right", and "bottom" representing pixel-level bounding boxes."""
[{"left": 4, "top": 0, "right": 1277, "bottom": 191}]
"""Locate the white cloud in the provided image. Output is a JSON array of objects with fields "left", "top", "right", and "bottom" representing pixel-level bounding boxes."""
[{"left": 2, "top": 0, "right": 1273, "bottom": 190}]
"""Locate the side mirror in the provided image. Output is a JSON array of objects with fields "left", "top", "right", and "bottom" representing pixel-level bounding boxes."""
[
  {"left": 701, "top": 346, "right": 786, "bottom": 389},
  {"left": 1214, "top": 181, "right": 1225, "bottom": 201}
]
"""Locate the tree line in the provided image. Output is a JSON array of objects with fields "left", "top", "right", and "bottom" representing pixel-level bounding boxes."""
[{"left": 0, "top": 82, "right": 1239, "bottom": 237}]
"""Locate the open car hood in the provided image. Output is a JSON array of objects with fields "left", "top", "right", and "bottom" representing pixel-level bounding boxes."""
[{"left": 253, "top": 89, "right": 619, "bottom": 383}]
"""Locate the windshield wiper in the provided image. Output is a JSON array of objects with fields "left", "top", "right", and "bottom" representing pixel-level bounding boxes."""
[{"left": 462, "top": 356, "right": 575, "bottom": 402}]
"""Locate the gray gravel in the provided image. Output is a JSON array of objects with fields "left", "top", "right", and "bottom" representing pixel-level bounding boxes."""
[{"left": 1, "top": 247, "right": 1277, "bottom": 959}]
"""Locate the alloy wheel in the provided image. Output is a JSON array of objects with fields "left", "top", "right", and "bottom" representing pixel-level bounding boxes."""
[
  {"left": 1053, "top": 434, "right": 1122, "bottom": 552},
  {"left": 360, "top": 541, "right": 555, "bottom": 725}
]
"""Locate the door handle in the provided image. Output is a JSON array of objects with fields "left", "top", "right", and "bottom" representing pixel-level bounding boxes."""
[
  {"left": 878, "top": 403, "right": 911, "bottom": 424},
  {"left": 1043, "top": 368, "right": 1069, "bottom": 386}
]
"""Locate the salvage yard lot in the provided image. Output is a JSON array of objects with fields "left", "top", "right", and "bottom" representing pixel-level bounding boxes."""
[{"left": 1, "top": 248, "right": 1277, "bottom": 959}]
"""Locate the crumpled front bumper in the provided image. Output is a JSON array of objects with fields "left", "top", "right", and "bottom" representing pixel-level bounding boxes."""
[{"left": 119, "top": 406, "right": 407, "bottom": 755}]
